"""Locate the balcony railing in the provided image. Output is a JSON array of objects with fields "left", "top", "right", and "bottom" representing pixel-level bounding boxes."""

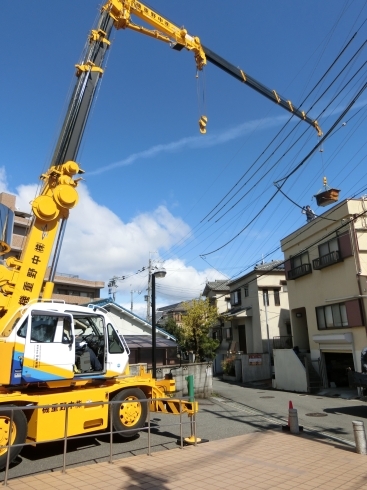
[
  {"left": 287, "top": 263, "right": 312, "bottom": 280},
  {"left": 273, "top": 336, "right": 293, "bottom": 349},
  {"left": 312, "top": 250, "right": 342, "bottom": 270}
]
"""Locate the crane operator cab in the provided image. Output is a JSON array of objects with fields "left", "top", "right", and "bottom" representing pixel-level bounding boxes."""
[{"left": 6, "top": 304, "right": 129, "bottom": 386}]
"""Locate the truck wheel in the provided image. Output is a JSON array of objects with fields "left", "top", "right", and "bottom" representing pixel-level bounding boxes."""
[
  {"left": 0, "top": 406, "right": 27, "bottom": 470},
  {"left": 111, "top": 388, "right": 147, "bottom": 438}
]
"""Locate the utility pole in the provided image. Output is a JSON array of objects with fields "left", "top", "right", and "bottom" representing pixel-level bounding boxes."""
[
  {"left": 146, "top": 258, "right": 152, "bottom": 322},
  {"left": 263, "top": 290, "right": 272, "bottom": 379},
  {"left": 108, "top": 278, "right": 118, "bottom": 302},
  {"left": 130, "top": 288, "right": 141, "bottom": 312}
]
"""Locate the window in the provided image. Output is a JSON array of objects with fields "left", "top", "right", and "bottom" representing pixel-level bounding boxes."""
[
  {"left": 30, "top": 315, "right": 58, "bottom": 343},
  {"left": 315, "top": 299, "right": 363, "bottom": 330},
  {"left": 274, "top": 289, "right": 280, "bottom": 306},
  {"left": 107, "top": 323, "right": 124, "bottom": 353},
  {"left": 225, "top": 327, "right": 232, "bottom": 340},
  {"left": 262, "top": 289, "right": 269, "bottom": 306},
  {"left": 286, "top": 252, "right": 312, "bottom": 280},
  {"left": 244, "top": 284, "right": 249, "bottom": 297},
  {"left": 231, "top": 289, "right": 241, "bottom": 306},
  {"left": 316, "top": 303, "right": 348, "bottom": 329},
  {"left": 313, "top": 237, "right": 342, "bottom": 270},
  {"left": 280, "top": 280, "right": 288, "bottom": 292},
  {"left": 17, "top": 319, "right": 28, "bottom": 338}
]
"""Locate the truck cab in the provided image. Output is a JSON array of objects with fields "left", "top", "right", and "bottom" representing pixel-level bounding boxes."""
[{"left": 5, "top": 303, "right": 129, "bottom": 386}]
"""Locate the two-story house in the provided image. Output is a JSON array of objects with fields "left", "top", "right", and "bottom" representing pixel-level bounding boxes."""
[
  {"left": 204, "top": 263, "right": 289, "bottom": 380},
  {"left": 277, "top": 198, "right": 367, "bottom": 392},
  {"left": 202, "top": 280, "right": 231, "bottom": 374},
  {"left": 227, "top": 261, "right": 290, "bottom": 354}
]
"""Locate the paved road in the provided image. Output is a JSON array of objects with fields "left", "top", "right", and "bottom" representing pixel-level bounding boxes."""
[
  {"left": 2, "top": 377, "right": 366, "bottom": 482},
  {"left": 211, "top": 377, "right": 366, "bottom": 444}
]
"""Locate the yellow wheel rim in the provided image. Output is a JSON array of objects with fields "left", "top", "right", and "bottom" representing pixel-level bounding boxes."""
[
  {"left": 0, "top": 416, "right": 17, "bottom": 457},
  {"left": 119, "top": 396, "right": 142, "bottom": 427}
]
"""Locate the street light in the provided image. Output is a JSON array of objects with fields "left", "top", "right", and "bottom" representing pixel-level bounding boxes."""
[{"left": 151, "top": 267, "right": 166, "bottom": 379}]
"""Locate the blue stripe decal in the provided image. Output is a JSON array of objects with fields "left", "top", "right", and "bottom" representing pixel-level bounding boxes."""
[{"left": 21, "top": 367, "right": 66, "bottom": 383}]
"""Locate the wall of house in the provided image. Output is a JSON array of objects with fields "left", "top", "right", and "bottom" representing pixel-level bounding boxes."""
[
  {"left": 291, "top": 309, "right": 309, "bottom": 350},
  {"left": 106, "top": 309, "right": 152, "bottom": 336},
  {"left": 229, "top": 271, "right": 289, "bottom": 356},
  {"left": 281, "top": 200, "right": 367, "bottom": 387},
  {"left": 357, "top": 230, "right": 367, "bottom": 273},
  {"left": 273, "top": 349, "right": 308, "bottom": 392},
  {"left": 238, "top": 353, "right": 272, "bottom": 382}
]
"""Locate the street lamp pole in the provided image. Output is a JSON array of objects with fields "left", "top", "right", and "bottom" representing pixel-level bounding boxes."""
[{"left": 151, "top": 268, "right": 166, "bottom": 379}]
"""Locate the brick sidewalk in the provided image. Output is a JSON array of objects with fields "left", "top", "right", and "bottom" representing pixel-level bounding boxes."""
[{"left": 4, "top": 431, "right": 367, "bottom": 489}]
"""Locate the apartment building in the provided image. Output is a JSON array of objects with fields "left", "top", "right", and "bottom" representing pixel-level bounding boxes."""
[
  {"left": 278, "top": 198, "right": 367, "bottom": 391},
  {"left": 0, "top": 191, "right": 104, "bottom": 305}
]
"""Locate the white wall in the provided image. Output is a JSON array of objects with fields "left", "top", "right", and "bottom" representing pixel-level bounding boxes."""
[
  {"left": 240, "top": 353, "right": 271, "bottom": 382},
  {"left": 274, "top": 349, "right": 308, "bottom": 392}
]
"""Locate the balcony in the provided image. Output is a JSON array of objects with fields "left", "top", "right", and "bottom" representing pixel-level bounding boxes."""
[
  {"left": 313, "top": 250, "right": 342, "bottom": 270},
  {"left": 273, "top": 336, "right": 293, "bottom": 349},
  {"left": 287, "top": 263, "right": 312, "bottom": 280}
]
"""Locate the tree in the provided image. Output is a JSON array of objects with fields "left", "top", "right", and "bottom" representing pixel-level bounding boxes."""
[
  {"left": 161, "top": 317, "right": 183, "bottom": 344},
  {"left": 180, "top": 298, "right": 219, "bottom": 361}
]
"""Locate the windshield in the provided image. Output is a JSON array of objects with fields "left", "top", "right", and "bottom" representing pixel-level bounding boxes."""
[{"left": 67, "top": 312, "right": 104, "bottom": 337}]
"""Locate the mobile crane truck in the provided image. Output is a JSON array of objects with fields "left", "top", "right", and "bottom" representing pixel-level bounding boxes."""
[{"left": 0, "top": 1, "right": 321, "bottom": 469}]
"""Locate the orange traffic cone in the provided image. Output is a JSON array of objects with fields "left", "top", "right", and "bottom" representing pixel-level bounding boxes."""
[
  {"left": 288, "top": 400, "right": 293, "bottom": 426},
  {"left": 282, "top": 399, "right": 303, "bottom": 432}
]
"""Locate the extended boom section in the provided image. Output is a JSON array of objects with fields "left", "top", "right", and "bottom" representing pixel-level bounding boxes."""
[{"left": 203, "top": 46, "right": 322, "bottom": 136}]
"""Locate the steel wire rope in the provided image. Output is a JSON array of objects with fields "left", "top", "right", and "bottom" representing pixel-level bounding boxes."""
[
  {"left": 276, "top": 78, "right": 367, "bottom": 185},
  {"left": 272, "top": 107, "right": 367, "bottom": 220},
  {"left": 154, "top": 16, "right": 367, "bottom": 270},
  {"left": 202, "top": 27, "right": 364, "bottom": 224},
  {"left": 202, "top": 81, "right": 367, "bottom": 257},
  {"left": 221, "top": 116, "right": 353, "bottom": 270},
  {"left": 224, "top": 52, "right": 367, "bottom": 213},
  {"left": 209, "top": 201, "right": 367, "bottom": 304},
  {"left": 323, "top": 113, "right": 367, "bottom": 190},
  {"left": 213, "top": 129, "right": 315, "bottom": 223},
  {"left": 200, "top": 14, "right": 362, "bottom": 224},
  {"left": 19, "top": 10, "right": 105, "bottom": 259},
  {"left": 222, "top": 179, "right": 367, "bottom": 283},
  {"left": 156, "top": 17, "right": 365, "bottom": 264},
  {"left": 164, "top": 121, "right": 319, "bottom": 274},
  {"left": 314, "top": 103, "right": 367, "bottom": 176},
  {"left": 160, "top": 100, "right": 365, "bottom": 284},
  {"left": 204, "top": 46, "right": 366, "bottom": 226},
  {"left": 211, "top": 131, "right": 318, "bottom": 272}
]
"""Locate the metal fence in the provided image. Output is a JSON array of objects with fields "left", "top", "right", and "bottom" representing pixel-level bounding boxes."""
[
  {"left": 272, "top": 336, "right": 293, "bottom": 350},
  {"left": 0, "top": 396, "right": 198, "bottom": 486}
]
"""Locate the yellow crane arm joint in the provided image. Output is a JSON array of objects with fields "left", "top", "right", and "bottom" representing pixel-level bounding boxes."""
[
  {"left": 89, "top": 29, "right": 111, "bottom": 46},
  {"left": 75, "top": 62, "right": 104, "bottom": 78},
  {"left": 272, "top": 90, "right": 281, "bottom": 103},
  {"left": 314, "top": 121, "right": 323, "bottom": 137}
]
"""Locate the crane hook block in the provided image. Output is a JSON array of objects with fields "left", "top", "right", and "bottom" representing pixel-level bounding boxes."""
[{"left": 199, "top": 115, "right": 208, "bottom": 134}]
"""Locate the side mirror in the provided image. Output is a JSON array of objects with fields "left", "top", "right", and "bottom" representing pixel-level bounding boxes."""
[{"left": 62, "top": 334, "right": 74, "bottom": 346}]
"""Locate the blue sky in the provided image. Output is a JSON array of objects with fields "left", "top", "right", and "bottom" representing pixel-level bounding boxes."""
[{"left": 1, "top": 1, "right": 366, "bottom": 315}]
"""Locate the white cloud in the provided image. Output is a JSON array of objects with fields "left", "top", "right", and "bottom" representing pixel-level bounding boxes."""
[
  {"left": 0, "top": 167, "right": 9, "bottom": 193},
  {"left": 4, "top": 170, "right": 226, "bottom": 309},
  {"left": 89, "top": 116, "right": 283, "bottom": 176},
  {"left": 58, "top": 184, "right": 192, "bottom": 280},
  {"left": 15, "top": 184, "right": 38, "bottom": 213}
]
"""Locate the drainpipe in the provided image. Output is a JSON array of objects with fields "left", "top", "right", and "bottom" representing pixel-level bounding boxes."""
[{"left": 350, "top": 217, "right": 367, "bottom": 331}]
